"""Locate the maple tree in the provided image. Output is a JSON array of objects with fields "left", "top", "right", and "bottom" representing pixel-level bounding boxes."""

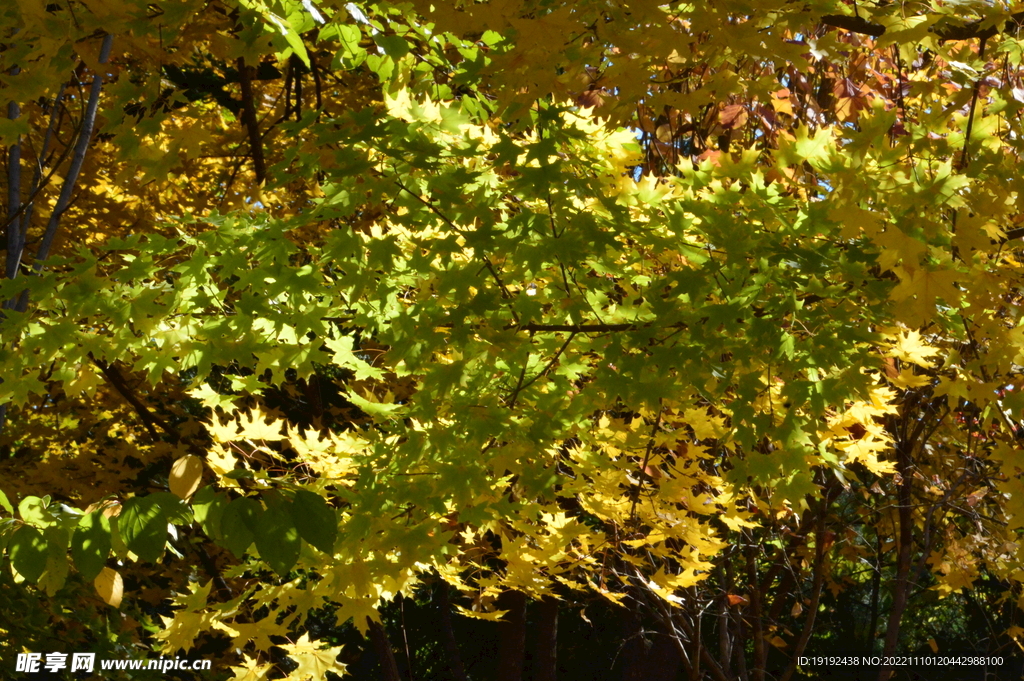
[{"left": 4, "top": 0, "right": 1024, "bottom": 680}]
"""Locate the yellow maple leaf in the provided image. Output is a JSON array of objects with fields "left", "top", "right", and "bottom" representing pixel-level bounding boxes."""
[
  {"left": 157, "top": 610, "right": 217, "bottom": 653},
  {"left": 188, "top": 383, "right": 238, "bottom": 412},
  {"left": 279, "top": 634, "right": 346, "bottom": 680},
  {"left": 890, "top": 367, "right": 932, "bottom": 389},
  {"left": 683, "top": 408, "right": 727, "bottom": 441},
  {"left": 890, "top": 268, "right": 961, "bottom": 326},
  {"left": 455, "top": 605, "right": 511, "bottom": 621},
  {"left": 206, "top": 446, "right": 241, "bottom": 488},
  {"left": 229, "top": 655, "right": 273, "bottom": 681},
  {"left": 890, "top": 330, "right": 941, "bottom": 368}
]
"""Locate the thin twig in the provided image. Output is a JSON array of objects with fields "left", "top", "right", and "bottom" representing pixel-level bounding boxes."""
[{"left": 629, "top": 399, "right": 664, "bottom": 524}]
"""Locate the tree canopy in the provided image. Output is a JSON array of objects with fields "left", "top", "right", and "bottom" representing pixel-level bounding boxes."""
[{"left": 3, "top": 0, "right": 1024, "bottom": 679}]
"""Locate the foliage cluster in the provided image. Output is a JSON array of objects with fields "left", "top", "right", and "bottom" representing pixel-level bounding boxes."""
[{"left": 4, "top": 1, "right": 1024, "bottom": 679}]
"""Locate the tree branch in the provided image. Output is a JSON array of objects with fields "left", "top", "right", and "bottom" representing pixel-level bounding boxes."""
[
  {"left": 5, "top": 66, "right": 22, "bottom": 280},
  {"left": 12, "top": 34, "right": 114, "bottom": 313},
  {"left": 90, "top": 355, "right": 174, "bottom": 441},
  {"left": 821, "top": 11, "right": 1024, "bottom": 42},
  {"left": 237, "top": 56, "right": 267, "bottom": 183}
]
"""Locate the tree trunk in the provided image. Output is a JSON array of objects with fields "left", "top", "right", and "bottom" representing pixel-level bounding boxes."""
[
  {"left": 877, "top": 443, "right": 914, "bottom": 681},
  {"left": 437, "top": 584, "right": 468, "bottom": 681},
  {"left": 368, "top": 617, "right": 402, "bottom": 681},
  {"left": 534, "top": 597, "right": 558, "bottom": 681},
  {"left": 495, "top": 590, "right": 527, "bottom": 681}
]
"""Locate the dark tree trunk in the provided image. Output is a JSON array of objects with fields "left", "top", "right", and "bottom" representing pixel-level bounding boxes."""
[
  {"left": 534, "top": 597, "right": 559, "bottom": 681},
  {"left": 368, "top": 617, "right": 402, "bottom": 681},
  {"left": 496, "top": 590, "right": 528, "bottom": 681},
  {"left": 878, "top": 443, "right": 914, "bottom": 681},
  {"left": 437, "top": 583, "right": 468, "bottom": 681}
]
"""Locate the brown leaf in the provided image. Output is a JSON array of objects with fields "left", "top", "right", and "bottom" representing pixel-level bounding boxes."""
[
  {"left": 718, "top": 104, "right": 748, "bottom": 129},
  {"left": 576, "top": 90, "right": 605, "bottom": 109},
  {"left": 727, "top": 594, "right": 748, "bottom": 606}
]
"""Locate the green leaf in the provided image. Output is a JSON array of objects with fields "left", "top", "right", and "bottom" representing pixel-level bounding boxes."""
[
  {"left": 118, "top": 496, "right": 168, "bottom": 563},
  {"left": 255, "top": 503, "right": 301, "bottom": 576},
  {"left": 10, "top": 525, "right": 49, "bottom": 583},
  {"left": 18, "top": 496, "right": 54, "bottom": 527},
  {"left": 40, "top": 526, "right": 70, "bottom": 595},
  {"left": 220, "top": 497, "right": 261, "bottom": 559},
  {"left": 0, "top": 488, "right": 13, "bottom": 516},
  {"left": 0, "top": 518, "right": 15, "bottom": 554},
  {"left": 290, "top": 490, "right": 337, "bottom": 554},
  {"left": 72, "top": 511, "right": 112, "bottom": 581},
  {"left": 147, "top": 492, "right": 194, "bottom": 525},
  {"left": 192, "top": 486, "right": 229, "bottom": 541},
  {"left": 375, "top": 35, "right": 409, "bottom": 59}
]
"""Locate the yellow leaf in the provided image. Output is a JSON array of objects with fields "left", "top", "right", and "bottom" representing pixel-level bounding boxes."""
[
  {"left": 719, "top": 509, "right": 759, "bottom": 531},
  {"left": 157, "top": 610, "right": 217, "bottom": 653},
  {"left": 890, "top": 367, "right": 932, "bottom": 389},
  {"left": 279, "top": 634, "right": 346, "bottom": 680},
  {"left": 1007, "top": 626, "right": 1024, "bottom": 652},
  {"left": 455, "top": 605, "right": 510, "bottom": 621},
  {"left": 189, "top": 383, "right": 238, "bottom": 412},
  {"left": 890, "top": 268, "right": 961, "bottom": 326},
  {"left": 94, "top": 567, "right": 123, "bottom": 608},
  {"left": 683, "top": 408, "right": 728, "bottom": 441},
  {"left": 207, "top": 447, "right": 241, "bottom": 488},
  {"left": 169, "top": 455, "right": 204, "bottom": 500},
  {"left": 890, "top": 330, "right": 940, "bottom": 369},
  {"left": 230, "top": 655, "right": 273, "bottom": 681}
]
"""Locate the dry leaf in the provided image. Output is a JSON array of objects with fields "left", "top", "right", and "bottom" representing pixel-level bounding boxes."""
[
  {"left": 95, "top": 567, "right": 123, "bottom": 608},
  {"left": 170, "top": 455, "right": 204, "bottom": 499}
]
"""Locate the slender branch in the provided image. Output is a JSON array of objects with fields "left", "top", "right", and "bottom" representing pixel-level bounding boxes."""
[
  {"left": 5, "top": 66, "right": 22, "bottom": 280},
  {"left": 394, "top": 178, "right": 520, "bottom": 323},
  {"left": 958, "top": 38, "right": 988, "bottom": 172},
  {"left": 15, "top": 84, "right": 68, "bottom": 243},
  {"left": 513, "top": 321, "right": 638, "bottom": 333},
  {"left": 310, "top": 49, "right": 323, "bottom": 114},
  {"left": 517, "top": 331, "right": 577, "bottom": 393},
  {"left": 628, "top": 400, "right": 664, "bottom": 524},
  {"left": 33, "top": 35, "right": 113, "bottom": 267},
  {"left": 779, "top": 501, "right": 831, "bottom": 681},
  {"left": 745, "top": 538, "right": 767, "bottom": 681},
  {"left": 12, "top": 34, "right": 114, "bottom": 313}
]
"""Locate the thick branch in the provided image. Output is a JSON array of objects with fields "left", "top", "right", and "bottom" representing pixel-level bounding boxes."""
[
  {"left": 90, "top": 356, "right": 174, "bottom": 441},
  {"left": 34, "top": 35, "right": 113, "bottom": 267},
  {"left": 12, "top": 35, "right": 113, "bottom": 313},
  {"left": 821, "top": 11, "right": 1024, "bottom": 42},
  {"left": 237, "top": 57, "right": 267, "bottom": 183}
]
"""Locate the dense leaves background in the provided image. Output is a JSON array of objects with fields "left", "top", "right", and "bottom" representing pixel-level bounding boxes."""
[{"left": 3, "top": 0, "right": 1024, "bottom": 679}]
